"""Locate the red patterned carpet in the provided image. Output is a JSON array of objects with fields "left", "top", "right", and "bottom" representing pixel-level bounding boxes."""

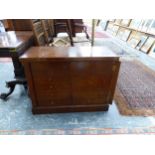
[
  {"left": 87, "top": 26, "right": 110, "bottom": 38},
  {"left": 115, "top": 60, "right": 155, "bottom": 116}
]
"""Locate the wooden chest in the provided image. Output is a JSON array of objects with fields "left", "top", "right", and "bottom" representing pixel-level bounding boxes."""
[{"left": 20, "top": 47, "right": 120, "bottom": 114}]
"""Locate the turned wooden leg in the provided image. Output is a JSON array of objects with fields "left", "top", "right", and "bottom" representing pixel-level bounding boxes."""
[
  {"left": 0, "top": 79, "right": 27, "bottom": 100},
  {"left": 0, "top": 81, "right": 16, "bottom": 100}
]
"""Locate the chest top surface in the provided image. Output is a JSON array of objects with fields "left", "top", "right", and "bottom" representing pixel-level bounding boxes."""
[
  {"left": 0, "top": 31, "right": 33, "bottom": 49},
  {"left": 20, "top": 46, "right": 119, "bottom": 62}
]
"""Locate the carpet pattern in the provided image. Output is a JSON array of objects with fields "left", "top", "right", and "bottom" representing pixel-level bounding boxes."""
[
  {"left": 1, "top": 127, "right": 155, "bottom": 135},
  {"left": 87, "top": 26, "right": 110, "bottom": 38},
  {"left": 115, "top": 60, "right": 155, "bottom": 116}
]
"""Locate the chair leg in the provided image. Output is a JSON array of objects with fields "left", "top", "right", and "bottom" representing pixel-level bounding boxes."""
[
  {"left": 85, "top": 31, "right": 89, "bottom": 39},
  {"left": 66, "top": 20, "right": 74, "bottom": 46},
  {"left": 84, "top": 26, "right": 89, "bottom": 39}
]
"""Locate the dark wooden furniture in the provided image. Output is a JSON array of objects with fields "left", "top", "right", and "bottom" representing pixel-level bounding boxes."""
[
  {"left": 70, "top": 19, "right": 89, "bottom": 39},
  {"left": 53, "top": 19, "right": 69, "bottom": 36},
  {"left": 20, "top": 47, "right": 120, "bottom": 114},
  {"left": 6, "top": 19, "right": 32, "bottom": 31},
  {"left": 41, "top": 19, "right": 53, "bottom": 44},
  {"left": 2, "top": 20, "right": 10, "bottom": 31},
  {"left": 53, "top": 19, "right": 89, "bottom": 39},
  {"left": 0, "top": 31, "right": 34, "bottom": 100},
  {"left": 53, "top": 19, "right": 74, "bottom": 46},
  {"left": 30, "top": 20, "right": 47, "bottom": 46},
  {"left": 48, "top": 19, "right": 54, "bottom": 35}
]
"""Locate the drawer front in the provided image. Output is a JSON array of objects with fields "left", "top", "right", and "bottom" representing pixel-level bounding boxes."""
[
  {"left": 30, "top": 62, "right": 72, "bottom": 106},
  {"left": 70, "top": 61, "right": 114, "bottom": 105}
]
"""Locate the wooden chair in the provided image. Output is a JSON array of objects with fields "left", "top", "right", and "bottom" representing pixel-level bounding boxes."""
[
  {"left": 41, "top": 19, "right": 53, "bottom": 44},
  {"left": 53, "top": 19, "right": 89, "bottom": 44},
  {"left": 71, "top": 19, "right": 89, "bottom": 39},
  {"left": 53, "top": 19, "right": 68, "bottom": 37},
  {"left": 31, "top": 20, "right": 47, "bottom": 46},
  {"left": 48, "top": 19, "right": 55, "bottom": 36},
  {"left": 53, "top": 19, "right": 73, "bottom": 46}
]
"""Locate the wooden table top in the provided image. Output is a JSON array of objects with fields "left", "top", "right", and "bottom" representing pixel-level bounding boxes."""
[
  {"left": 20, "top": 46, "right": 119, "bottom": 62},
  {"left": 0, "top": 31, "right": 33, "bottom": 49}
]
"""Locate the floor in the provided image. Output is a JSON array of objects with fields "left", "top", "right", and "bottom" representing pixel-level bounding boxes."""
[{"left": 1, "top": 31, "right": 155, "bottom": 131}]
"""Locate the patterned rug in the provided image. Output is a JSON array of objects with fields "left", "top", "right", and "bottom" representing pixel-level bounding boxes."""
[
  {"left": 1, "top": 127, "right": 155, "bottom": 135},
  {"left": 115, "top": 60, "right": 155, "bottom": 116},
  {"left": 87, "top": 26, "right": 110, "bottom": 38}
]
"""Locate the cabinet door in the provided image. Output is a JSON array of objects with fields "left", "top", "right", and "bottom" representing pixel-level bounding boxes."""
[
  {"left": 31, "top": 61, "right": 72, "bottom": 106},
  {"left": 70, "top": 61, "right": 114, "bottom": 105}
]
